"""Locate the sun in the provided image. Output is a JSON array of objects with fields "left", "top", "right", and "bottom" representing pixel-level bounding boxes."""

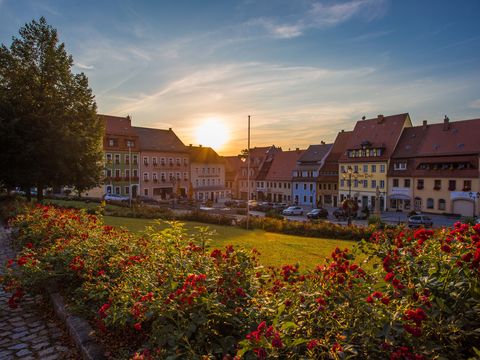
[{"left": 195, "top": 118, "right": 229, "bottom": 150}]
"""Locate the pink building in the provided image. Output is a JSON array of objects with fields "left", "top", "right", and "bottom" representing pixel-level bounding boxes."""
[{"left": 134, "top": 127, "right": 189, "bottom": 200}]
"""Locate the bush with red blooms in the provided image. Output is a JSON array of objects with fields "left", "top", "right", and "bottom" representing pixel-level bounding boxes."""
[{"left": 2, "top": 204, "right": 480, "bottom": 359}]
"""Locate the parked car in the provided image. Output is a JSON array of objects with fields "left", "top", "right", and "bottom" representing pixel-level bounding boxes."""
[
  {"left": 282, "top": 206, "right": 304, "bottom": 216},
  {"left": 104, "top": 194, "right": 129, "bottom": 202},
  {"left": 306, "top": 208, "right": 329, "bottom": 219},
  {"left": 135, "top": 196, "right": 159, "bottom": 205},
  {"left": 408, "top": 215, "right": 433, "bottom": 228}
]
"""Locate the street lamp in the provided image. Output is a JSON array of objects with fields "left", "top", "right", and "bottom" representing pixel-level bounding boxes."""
[
  {"left": 239, "top": 116, "right": 251, "bottom": 230},
  {"left": 171, "top": 175, "right": 177, "bottom": 209},
  {"left": 341, "top": 166, "right": 359, "bottom": 199},
  {"left": 468, "top": 191, "right": 480, "bottom": 218},
  {"left": 127, "top": 140, "right": 133, "bottom": 208}
]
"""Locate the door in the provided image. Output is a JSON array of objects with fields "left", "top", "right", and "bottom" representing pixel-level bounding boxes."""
[{"left": 453, "top": 200, "right": 474, "bottom": 217}]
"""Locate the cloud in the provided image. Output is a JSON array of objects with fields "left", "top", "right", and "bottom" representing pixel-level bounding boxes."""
[
  {"left": 75, "top": 62, "right": 94, "bottom": 70},
  {"left": 256, "top": 0, "right": 387, "bottom": 39},
  {"left": 469, "top": 99, "right": 480, "bottom": 109}
]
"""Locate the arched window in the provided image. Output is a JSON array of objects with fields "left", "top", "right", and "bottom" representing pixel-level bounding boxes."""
[
  {"left": 427, "top": 198, "right": 434, "bottom": 209},
  {"left": 438, "top": 199, "right": 446, "bottom": 211}
]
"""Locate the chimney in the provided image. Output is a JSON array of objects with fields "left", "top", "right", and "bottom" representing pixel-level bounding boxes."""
[
  {"left": 126, "top": 115, "right": 131, "bottom": 121},
  {"left": 168, "top": 127, "right": 172, "bottom": 131},
  {"left": 362, "top": 116, "right": 366, "bottom": 120},
  {"left": 295, "top": 147, "right": 299, "bottom": 151},
  {"left": 377, "top": 114, "right": 384, "bottom": 123},
  {"left": 443, "top": 115, "right": 450, "bottom": 131},
  {"left": 189, "top": 144, "right": 192, "bottom": 147},
  {"left": 199, "top": 144, "right": 202, "bottom": 147},
  {"left": 422, "top": 120, "right": 428, "bottom": 130},
  {"left": 321, "top": 141, "right": 325, "bottom": 145},
  {"left": 341, "top": 129, "right": 344, "bottom": 133}
]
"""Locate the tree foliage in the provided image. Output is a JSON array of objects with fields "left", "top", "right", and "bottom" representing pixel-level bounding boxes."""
[{"left": 0, "top": 17, "right": 103, "bottom": 200}]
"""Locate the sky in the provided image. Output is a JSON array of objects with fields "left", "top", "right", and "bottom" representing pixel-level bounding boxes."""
[{"left": 1, "top": 0, "right": 480, "bottom": 155}]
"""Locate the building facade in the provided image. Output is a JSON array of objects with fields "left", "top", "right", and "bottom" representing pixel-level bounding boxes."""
[
  {"left": 262, "top": 149, "right": 304, "bottom": 203},
  {"left": 102, "top": 115, "right": 140, "bottom": 197},
  {"left": 388, "top": 117, "right": 480, "bottom": 216},
  {"left": 317, "top": 130, "right": 352, "bottom": 208},
  {"left": 292, "top": 143, "right": 332, "bottom": 207},
  {"left": 134, "top": 127, "right": 189, "bottom": 200},
  {"left": 338, "top": 114, "right": 412, "bottom": 211},
  {"left": 189, "top": 146, "right": 229, "bottom": 202},
  {"left": 224, "top": 156, "right": 242, "bottom": 199}
]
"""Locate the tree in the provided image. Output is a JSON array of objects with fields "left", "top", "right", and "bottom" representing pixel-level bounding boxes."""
[{"left": 0, "top": 17, "right": 103, "bottom": 201}]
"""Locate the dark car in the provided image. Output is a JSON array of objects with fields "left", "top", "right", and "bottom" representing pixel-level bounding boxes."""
[
  {"left": 306, "top": 208, "right": 329, "bottom": 219},
  {"left": 408, "top": 215, "right": 433, "bottom": 228},
  {"left": 135, "top": 196, "right": 159, "bottom": 205}
]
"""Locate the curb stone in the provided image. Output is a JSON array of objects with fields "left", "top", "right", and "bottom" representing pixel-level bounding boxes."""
[{"left": 47, "top": 286, "right": 106, "bottom": 360}]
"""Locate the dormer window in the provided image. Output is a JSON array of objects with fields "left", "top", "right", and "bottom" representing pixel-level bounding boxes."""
[
  {"left": 394, "top": 162, "right": 407, "bottom": 171},
  {"left": 107, "top": 138, "right": 117, "bottom": 147},
  {"left": 126, "top": 140, "right": 135, "bottom": 148}
]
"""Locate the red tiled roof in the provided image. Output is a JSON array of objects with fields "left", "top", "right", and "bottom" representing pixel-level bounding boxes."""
[
  {"left": 265, "top": 150, "right": 305, "bottom": 181},
  {"left": 100, "top": 114, "right": 137, "bottom": 137},
  {"left": 297, "top": 144, "right": 332, "bottom": 164},
  {"left": 224, "top": 156, "right": 243, "bottom": 173},
  {"left": 188, "top": 146, "right": 224, "bottom": 164},
  {"left": 339, "top": 113, "right": 411, "bottom": 162},
  {"left": 133, "top": 127, "right": 186, "bottom": 152}
]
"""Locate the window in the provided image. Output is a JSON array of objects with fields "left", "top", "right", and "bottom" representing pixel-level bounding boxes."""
[
  {"left": 106, "top": 186, "right": 112, "bottom": 194},
  {"left": 143, "top": 157, "right": 149, "bottom": 165},
  {"left": 371, "top": 180, "right": 377, "bottom": 188},
  {"left": 371, "top": 165, "right": 376, "bottom": 173},
  {"left": 340, "top": 165, "right": 345, "bottom": 173},
  {"left": 295, "top": 184, "right": 298, "bottom": 190},
  {"left": 310, "top": 196, "right": 313, "bottom": 203},
  {"left": 133, "top": 169, "right": 138, "bottom": 178},
  {"left": 126, "top": 140, "right": 135, "bottom": 147},
  {"left": 115, "top": 169, "right": 120, "bottom": 178},
  {"left": 340, "top": 180, "right": 345, "bottom": 187},
  {"left": 176, "top": 158, "right": 181, "bottom": 166},
  {"left": 184, "top": 158, "right": 188, "bottom": 165},
  {"left": 125, "top": 169, "right": 130, "bottom": 179},
  {"left": 143, "top": 173, "right": 149, "bottom": 181},
  {"left": 380, "top": 164, "right": 385, "bottom": 173},
  {"left": 417, "top": 179, "right": 424, "bottom": 190},
  {"left": 438, "top": 199, "right": 446, "bottom": 211},
  {"left": 434, "top": 179, "right": 441, "bottom": 190},
  {"left": 106, "top": 169, "right": 112, "bottom": 178},
  {"left": 114, "top": 154, "right": 120, "bottom": 165},
  {"left": 115, "top": 186, "right": 120, "bottom": 195},
  {"left": 354, "top": 180, "right": 358, "bottom": 188},
  {"left": 304, "top": 196, "right": 307, "bottom": 202},
  {"left": 169, "top": 158, "right": 173, "bottom": 165},
  {"left": 354, "top": 165, "right": 358, "bottom": 172},
  {"left": 304, "top": 184, "right": 307, "bottom": 190},
  {"left": 152, "top": 157, "right": 157, "bottom": 166},
  {"left": 152, "top": 173, "right": 157, "bottom": 180},
  {"left": 309, "top": 184, "right": 313, "bottom": 191},
  {"left": 394, "top": 162, "right": 407, "bottom": 170},
  {"left": 161, "top": 157, "right": 166, "bottom": 166},
  {"left": 363, "top": 180, "right": 368, "bottom": 188},
  {"left": 393, "top": 179, "right": 399, "bottom": 187},
  {"left": 144, "top": 189, "right": 148, "bottom": 196},
  {"left": 463, "top": 180, "right": 472, "bottom": 191},
  {"left": 427, "top": 198, "right": 434, "bottom": 209},
  {"left": 107, "top": 138, "right": 116, "bottom": 147},
  {"left": 133, "top": 155, "right": 138, "bottom": 165},
  {"left": 448, "top": 180, "right": 456, "bottom": 191},
  {"left": 363, "top": 165, "right": 368, "bottom": 173},
  {"left": 106, "top": 153, "right": 112, "bottom": 163},
  {"left": 380, "top": 180, "right": 385, "bottom": 189},
  {"left": 184, "top": 172, "right": 188, "bottom": 180},
  {"left": 125, "top": 186, "right": 130, "bottom": 195}
]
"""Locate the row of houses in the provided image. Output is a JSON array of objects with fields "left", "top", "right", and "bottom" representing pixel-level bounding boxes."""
[
  {"left": 84, "top": 115, "right": 230, "bottom": 202},
  {"left": 88, "top": 113, "right": 480, "bottom": 217},
  {"left": 224, "top": 113, "right": 480, "bottom": 217}
]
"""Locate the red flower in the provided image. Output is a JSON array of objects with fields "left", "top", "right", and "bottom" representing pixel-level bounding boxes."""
[
  {"left": 441, "top": 244, "right": 451, "bottom": 253},
  {"left": 271, "top": 333, "right": 283, "bottom": 348},
  {"left": 307, "top": 339, "right": 318, "bottom": 350},
  {"left": 134, "top": 322, "right": 142, "bottom": 331},
  {"left": 381, "top": 296, "right": 390, "bottom": 305},
  {"left": 26, "top": 242, "right": 33, "bottom": 249},
  {"left": 372, "top": 291, "right": 383, "bottom": 298},
  {"left": 385, "top": 272, "right": 395, "bottom": 282},
  {"left": 253, "top": 348, "right": 267, "bottom": 359},
  {"left": 331, "top": 342, "right": 343, "bottom": 353},
  {"left": 404, "top": 324, "right": 422, "bottom": 337},
  {"left": 366, "top": 295, "right": 374, "bottom": 303}
]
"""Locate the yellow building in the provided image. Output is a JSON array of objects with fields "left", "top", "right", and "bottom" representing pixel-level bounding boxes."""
[{"left": 338, "top": 114, "right": 412, "bottom": 211}]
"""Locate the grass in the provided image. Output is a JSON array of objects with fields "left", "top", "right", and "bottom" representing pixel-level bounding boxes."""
[
  {"left": 104, "top": 216, "right": 359, "bottom": 270},
  {"left": 44, "top": 198, "right": 123, "bottom": 212}
]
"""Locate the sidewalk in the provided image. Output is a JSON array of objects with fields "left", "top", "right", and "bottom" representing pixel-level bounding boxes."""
[{"left": 0, "top": 227, "right": 78, "bottom": 359}]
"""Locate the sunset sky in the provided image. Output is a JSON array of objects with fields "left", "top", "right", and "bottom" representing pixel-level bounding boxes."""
[{"left": 1, "top": 0, "right": 480, "bottom": 155}]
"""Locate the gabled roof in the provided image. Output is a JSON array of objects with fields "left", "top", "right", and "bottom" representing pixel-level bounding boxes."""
[
  {"left": 133, "top": 127, "right": 186, "bottom": 153},
  {"left": 265, "top": 149, "right": 305, "bottom": 181},
  {"left": 319, "top": 130, "right": 353, "bottom": 175},
  {"left": 224, "top": 156, "right": 243, "bottom": 174},
  {"left": 297, "top": 144, "right": 332, "bottom": 164},
  {"left": 188, "top": 146, "right": 224, "bottom": 164},
  {"left": 101, "top": 115, "right": 137, "bottom": 137},
  {"left": 339, "top": 113, "right": 411, "bottom": 162}
]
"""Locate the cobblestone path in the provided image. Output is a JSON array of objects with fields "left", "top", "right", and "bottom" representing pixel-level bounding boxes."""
[{"left": 0, "top": 227, "right": 79, "bottom": 359}]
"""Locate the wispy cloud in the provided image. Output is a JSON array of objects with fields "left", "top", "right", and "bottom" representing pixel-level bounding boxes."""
[
  {"left": 256, "top": 0, "right": 387, "bottom": 39},
  {"left": 75, "top": 62, "right": 94, "bottom": 70}
]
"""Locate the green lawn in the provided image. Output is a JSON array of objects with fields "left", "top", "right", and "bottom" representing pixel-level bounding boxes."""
[
  {"left": 104, "top": 216, "right": 358, "bottom": 270},
  {"left": 44, "top": 198, "right": 123, "bottom": 212}
]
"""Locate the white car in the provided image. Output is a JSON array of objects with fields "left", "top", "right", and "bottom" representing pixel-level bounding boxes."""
[
  {"left": 104, "top": 193, "right": 129, "bottom": 202},
  {"left": 282, "top": 206, "right": 304, "bottom": 216}
]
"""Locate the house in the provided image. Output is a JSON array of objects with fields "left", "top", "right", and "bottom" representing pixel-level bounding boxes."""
[
  {"left": 102, "top": 115, "right": 140, "bottom": 197},
  {"left": 188, "top": 145, "right": 229, "bottom": 202},
  {"left": 292, "top": 143, "right": 332, "bottom": 207},
  {"left": 237, "top": 146, "right": 282, "bottom": 200},
  {"left": 338, "top": 113, "right": 412, "bottom": 211},
  {"left": 133, "top": 127, "right": 189, "bottom": 200},
  {"left": 262, "top": 149, "right": 304, "bottom": 203},
  {"left": 317, "top": 130, "right": 352, "bottom": 208},
  {"left": 224, "top": 156, "right": 243, "bottom": 199},
  {"left": 388, "top": 116, "right": 480, "bottom": 216}
]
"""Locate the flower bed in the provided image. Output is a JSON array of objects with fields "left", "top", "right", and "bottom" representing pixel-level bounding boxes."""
[{"left": 2, "top": 205, "right": 480, "bottom": 359}]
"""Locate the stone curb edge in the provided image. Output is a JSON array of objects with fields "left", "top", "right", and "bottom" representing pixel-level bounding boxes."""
[{"left": 46, "top": 285, "right": 106, "bottom": 360}]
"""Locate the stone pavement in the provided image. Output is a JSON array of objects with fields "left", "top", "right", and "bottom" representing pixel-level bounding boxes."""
[{"left": 0, "top": 227, "right": 79, "bottom": 359}]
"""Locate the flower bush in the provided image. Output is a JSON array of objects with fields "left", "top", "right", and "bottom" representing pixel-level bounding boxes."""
[{"left": 2, "top": 205, "right": 480, "bottom": 359}]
